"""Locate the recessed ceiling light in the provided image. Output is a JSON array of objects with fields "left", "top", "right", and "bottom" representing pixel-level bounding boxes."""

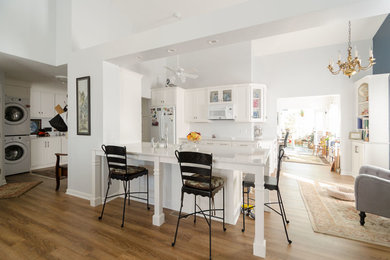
[
  {"left": 167, "top": 48, "right": 176, "bottom": 53},
  {"left": 208, "top": 39, "right": 219, "bottom": 45}
]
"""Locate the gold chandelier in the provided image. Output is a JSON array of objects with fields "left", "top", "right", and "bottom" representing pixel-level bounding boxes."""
[{"left": 328, "top": 21, "right": 375, "bottom": 77}]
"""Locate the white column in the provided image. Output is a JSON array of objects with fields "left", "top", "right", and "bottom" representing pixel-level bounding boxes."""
[
  {"left": 90, "top": 152, "right": 101, "bottom": 207},
  {"left": 153, "top": 157, "right": 165, "bottom": 226},
  {"left": 253, "top": 165, "right": 266, "bottom": 258}
]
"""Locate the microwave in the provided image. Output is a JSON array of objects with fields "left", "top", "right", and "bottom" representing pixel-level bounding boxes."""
[{"left": 208, "top": 104, "right": 234, "bottom": 120}]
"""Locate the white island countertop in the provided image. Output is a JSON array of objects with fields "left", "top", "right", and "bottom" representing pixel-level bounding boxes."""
[{"left": 111, "top": 142, "right": 270, "bottom": 166}]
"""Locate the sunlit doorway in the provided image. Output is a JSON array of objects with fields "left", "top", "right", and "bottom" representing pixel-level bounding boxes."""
[{"left": 277, "top": 95, "right": 341, "bottom": 172}]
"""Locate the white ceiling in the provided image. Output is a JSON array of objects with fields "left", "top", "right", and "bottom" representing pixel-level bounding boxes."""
[
  {"left": 116, "top": 0, "right": 249, "bottom": 33},
  {"left": 0, "top": 51, "right": 67, "bottom": 85},
  {"left": 252, "top": 14, "right": 387, "bottom": 57}
]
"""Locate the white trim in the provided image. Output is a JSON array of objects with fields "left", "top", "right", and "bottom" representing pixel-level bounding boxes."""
[{"left": 66, "top": 188, "right": 91, "bottom": 201}]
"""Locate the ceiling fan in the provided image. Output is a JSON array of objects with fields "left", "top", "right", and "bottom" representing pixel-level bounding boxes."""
[{"left": 165, "top": 56, "right": 199, "bottom": 83}]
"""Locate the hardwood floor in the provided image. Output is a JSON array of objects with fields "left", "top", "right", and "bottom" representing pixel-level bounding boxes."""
[{"left": 1, "top": 163, "right": 390, "bottom": 260}]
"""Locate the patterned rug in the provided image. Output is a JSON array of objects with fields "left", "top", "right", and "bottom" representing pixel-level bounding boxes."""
[
  {"left": 0, "top": 181, "right": 42, "bottom": 199},
  {"left": 298, "top": 180, "right": 390, "bottom": 247},
  {"left": 285, "top": 154, "right": 329, "bottom": 166}
]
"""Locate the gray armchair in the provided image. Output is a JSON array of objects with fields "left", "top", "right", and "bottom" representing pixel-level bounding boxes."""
[{"left": 355, "top": 165, "right": 390, "bottom": 225}]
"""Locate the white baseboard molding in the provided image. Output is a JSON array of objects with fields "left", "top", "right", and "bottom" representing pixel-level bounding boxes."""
[{"left": 66, "top": 189, "right": 91, "bottom": 201}]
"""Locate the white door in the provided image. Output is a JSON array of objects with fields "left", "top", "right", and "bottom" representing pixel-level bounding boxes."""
[{"left": 46, "top": 138, "right": 62, "bottom": 165}]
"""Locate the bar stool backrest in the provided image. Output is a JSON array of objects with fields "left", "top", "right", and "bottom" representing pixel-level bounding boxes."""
[
  {"left": 101, "top": 145, "right": 127, "bottom": 176},
  {"left": 283, "top": 132, "right": 289, "bottom": 148},
  {"left": 276, "top": 147, "right": 285, "bottom": 186},
  {"left": 175, "top": 151, "right": 213, "bottom": 191}
]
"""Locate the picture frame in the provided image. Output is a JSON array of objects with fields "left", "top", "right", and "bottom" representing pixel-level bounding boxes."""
[
  {"left": 76, "top": 76, "right": 91, "bottom": 135},
  {"left": 30, "top": 119, "right": 41, "bottom": 134},
  {"left": 349, "top": 131, "right": 362, "bottom": 140}
]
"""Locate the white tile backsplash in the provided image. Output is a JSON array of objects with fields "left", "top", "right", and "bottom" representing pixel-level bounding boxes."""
[{"left": 188, "top": 121, "right": 254, "bottom": 140}]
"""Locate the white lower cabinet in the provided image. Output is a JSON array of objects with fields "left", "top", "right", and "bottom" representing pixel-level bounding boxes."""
[{"left": 31, "top": 137, "right": 66, "bottom": 170}]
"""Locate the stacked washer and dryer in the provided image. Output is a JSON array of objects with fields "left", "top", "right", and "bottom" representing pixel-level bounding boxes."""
[{"left": 4, "top": 96, "right": 31, "bottom": 176}]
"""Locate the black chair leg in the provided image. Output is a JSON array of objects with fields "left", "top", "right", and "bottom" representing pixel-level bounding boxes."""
[
  {"left": 359, "top": 211, "right": 366, "bottom": 226},
  {"left": 172, "top": 191, "right": 184, "bottom": 247},
  {"left": 99, "top": 181, "right": 111, "bottom": 220},
  {"left": 146, "top": 174, "right": 150, "bottom": 210},
  {"left": 278, "top": 189, "right": 289, "bottom": 224},
  {"left": 242, "top": 181, "right": 245, "bottom": 232},
  {"left": 194, "top": 195, "right": 197, "bottom": 223},
  {"left": 127, "top": 180, "right": 131, "bottom": 206},
  {"left": 222, "top": 186, "right": 226, "bottom": 231},
  {"left": 277, "top": 190, "right": 292, "bottom": 244},
  {"left": 121, "top": 181, "right": 128, "bottom": 228},
  {"left": 209, "top": 196, "right": 212, "bottom": 260}
]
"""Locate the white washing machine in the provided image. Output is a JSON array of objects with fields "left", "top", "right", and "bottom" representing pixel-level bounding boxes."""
[
  {"left": 4, "top": 96, "right": 30, "bottom": 136},
  {"left": 4, "top": 136, "right": 31, "bottom": 176}
]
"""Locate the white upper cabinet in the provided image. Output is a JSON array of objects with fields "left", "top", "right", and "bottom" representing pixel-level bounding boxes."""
[
  {"left": 184, "top": 84, "right": 267, "bottom": 123},
  {"left": 185, "top": 88, "right": 208, "bottom": 122},
  {"left": 250, "top": 84, "right": 267, "bottom": 122},
  {"left": 151, "top": 88, "right": 177, "bottom": 106},
  {"left": 208, "top": 86, "right": 233, "bottom": 104},
  {"left": 31, "top": 90, "right": 55, "bottom": 118},
  {"left": 233, "top": 85, "right": 250, "bottom": 122}
]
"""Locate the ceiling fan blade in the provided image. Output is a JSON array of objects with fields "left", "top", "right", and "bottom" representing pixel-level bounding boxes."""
[
  {"left": 165, "top": 66, "right": 177, "bottom": 73},
  {"left": 180, "top": 74, "right": 186, "bottom": 83},
  {"left": 182, "top": 72, "right": 199, "bottom": 79}
]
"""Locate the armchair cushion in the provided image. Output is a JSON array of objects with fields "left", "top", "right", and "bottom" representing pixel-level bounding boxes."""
[{"left": 355, "top": 165, "right": 390, "bottom": 218}]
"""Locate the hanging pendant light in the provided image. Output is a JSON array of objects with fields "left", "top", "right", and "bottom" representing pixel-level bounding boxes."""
[{"left": 327, "top": 21, "right": 375, "bottom": 78}]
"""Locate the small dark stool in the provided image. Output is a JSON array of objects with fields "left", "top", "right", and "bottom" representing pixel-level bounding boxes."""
[
  {"left": 241, "top": 147, "right": 292, "bottom": 244},
  {"left": 55, "top": 153, "right": 68, "bottom": 191}
]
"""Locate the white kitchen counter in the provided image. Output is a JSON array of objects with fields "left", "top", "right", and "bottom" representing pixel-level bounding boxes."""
[{"left": 91, "top": 142, "right": 272, "bottom": 258}]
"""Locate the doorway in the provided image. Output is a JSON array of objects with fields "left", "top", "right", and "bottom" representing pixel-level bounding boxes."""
[{"left": 277, "top": 95, "right": 341, "bottom": 172}]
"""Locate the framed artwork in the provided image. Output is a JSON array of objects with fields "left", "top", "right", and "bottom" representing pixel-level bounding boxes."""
[
  {"left": 30, "top": 119, "right": 41, "bottom": 134},
  {"left": 76, "top": 76, "right": 91, "bottom": 135}
]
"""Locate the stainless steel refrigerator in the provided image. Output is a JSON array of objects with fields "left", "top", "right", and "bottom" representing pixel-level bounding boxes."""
[{"left": 150, "top": 106, "right": 176, "bottom": 144}]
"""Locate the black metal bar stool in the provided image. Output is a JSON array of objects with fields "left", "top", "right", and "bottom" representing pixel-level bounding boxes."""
[
  {"left": 99, "top": 145, "right": 150, "bottom": 227},
  {"left": 172, "top": 151, "right": 226, "bottom": 260},
  {"left": 241, "top": 147, "right": 292, "bottom": 244}
]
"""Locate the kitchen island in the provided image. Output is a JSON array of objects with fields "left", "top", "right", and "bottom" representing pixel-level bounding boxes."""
[{"left": 91, "top": 142, "right": 271, "bottom": 258}]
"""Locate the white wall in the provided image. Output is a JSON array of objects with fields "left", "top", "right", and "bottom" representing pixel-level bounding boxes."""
[
  {"left": 0, "top": 0, "right": 56, "bottom": 65},
  {"left": 128, "top": 58, "right": 167, "bottom": 99},
  {"left": 253, "top": 40, "right": 373, "bottom": 174},
  {"left": 119, "top": 68, "right": 142, "bottom": 144},
  {"left": 55, "top": 0, "right": 71, "bottom": 65}
]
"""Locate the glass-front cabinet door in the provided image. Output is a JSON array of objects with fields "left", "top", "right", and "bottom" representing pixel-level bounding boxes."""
[
  {"left": 208, "top": 87, "right": 233, "bottom": 104},
  {"left": 250, "top": 85, "right": 266, "bottom": 122}
]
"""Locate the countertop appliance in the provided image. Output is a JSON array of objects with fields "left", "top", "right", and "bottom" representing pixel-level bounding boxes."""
[
  {"left": 4, "top": 96, "right": 30, "bottom": 136},
  {"left": 4, "top": 135, "right": 31, "bottom": 176},
  {"left": 150, "top": 106, "right": 176, "bottom": 144},
  {"left": 208, "top": 104, "right": 234, "bottom": 120}
]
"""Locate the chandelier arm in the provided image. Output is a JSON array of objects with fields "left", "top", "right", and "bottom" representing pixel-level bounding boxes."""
[{"left": 327, "top": 65, "right": 341, "bottom": 75}]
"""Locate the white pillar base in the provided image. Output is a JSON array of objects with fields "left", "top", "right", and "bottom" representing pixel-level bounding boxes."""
[
  {"left": 153, "top": 213, "right": 165, "bottom": 226},
  {"left": 253, "top": 239, "right": 266, "bottom": 258}
]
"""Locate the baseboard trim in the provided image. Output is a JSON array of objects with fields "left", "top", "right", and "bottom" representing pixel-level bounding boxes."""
[{"left": 66, "top": 189, "right": 91, "bottom": 201}]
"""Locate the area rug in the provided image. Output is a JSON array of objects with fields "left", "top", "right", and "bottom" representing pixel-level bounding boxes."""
[
  {"left": 0, "top": 181, "right": 42, "bottom": 199},
  {"left": 31, "top": 167, "right": 65, "bottom": 180},
  {"left": 298, "top": 180, "right": 390, "bottom": 247},
  {"left": 285, "top": 154, "right": 329, "bottom": 166}
]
